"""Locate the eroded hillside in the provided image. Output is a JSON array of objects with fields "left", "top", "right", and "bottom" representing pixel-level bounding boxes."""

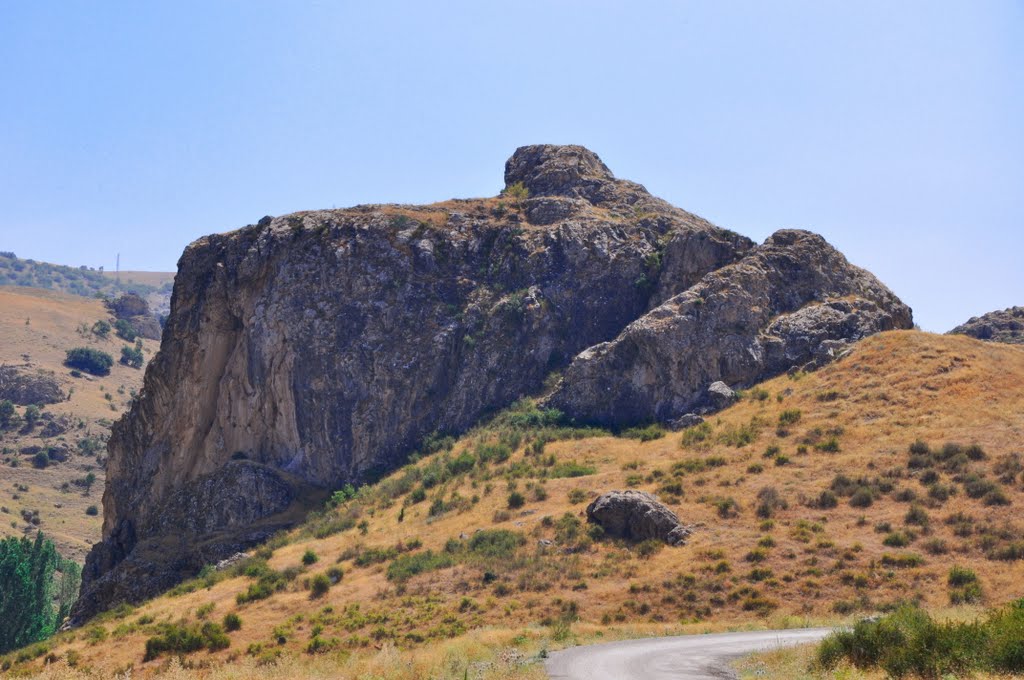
[{"left": 9, "top": 331, "right": 1024, "bottom": 679}]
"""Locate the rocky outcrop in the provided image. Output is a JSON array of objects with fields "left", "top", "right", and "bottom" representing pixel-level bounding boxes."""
[
  {"left": 106, "top": 293, "right": 163, "bottom": 340},
  {"left": 0, "top": 366, "right": 64, "bottom": 405},
  {"left": 125, "top": 314, "right": 162, "bottom": 341},
  {"left": 586, "top": 490, "right": 690, "bottom": 545},
  {"left": 74, "top": 144, "right": 912, "bottom": 622},
  {"left": 949, "top": 307, "right": 1024, "bottom": 345},
  {"left": 545, "top": 230, "right": 912, "bottom": 425}
]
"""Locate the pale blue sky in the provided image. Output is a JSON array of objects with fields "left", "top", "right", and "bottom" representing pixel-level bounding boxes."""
[{"left": 1, "top": 1, "right": 1021, "bottom": 331}]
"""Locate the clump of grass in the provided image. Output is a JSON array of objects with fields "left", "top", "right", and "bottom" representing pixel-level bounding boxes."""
[
  {"left": 549, "top": 461, "right": 597, "bottom": 478},
  {"left": 947, "top": 565, "right": 983, "bottom": 604},
  {"left": 143, "top": 622, "right": 230, "bottom": 662},
  {"left": 778, "top": 409, "right": 802, "bottom": 426},
  {"left": 620, "top": 424, "right": 665, "bottom": 442},
  {"left": 679, "top": 422, "right": 712, "bottom": 449},
  {"left": 717, "top": 418, "right": 763, "bottom": 447}
]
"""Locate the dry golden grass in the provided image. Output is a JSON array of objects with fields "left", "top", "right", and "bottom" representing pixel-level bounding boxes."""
[
  {"left": 6, "top": 330, "right": 1024, "bottom": 678},
  {"left": 0, "top": 286, "right": 159, "bottom": 560}
]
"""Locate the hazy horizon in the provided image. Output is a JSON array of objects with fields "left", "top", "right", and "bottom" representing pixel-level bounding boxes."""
[{"left": 2, "top": 1, "right": 1021, "bottom": 332}]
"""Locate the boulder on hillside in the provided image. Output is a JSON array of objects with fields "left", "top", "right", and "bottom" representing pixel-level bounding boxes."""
[
  {"left": 706, "top": 381, "right": 736, "bottom": 409},
  {"left": 127, "top": 314, "right": 162, "bottom": 340},
  {"left": 948, "top": 307, "right": 1024, "bottom": 345},
  {"left": 0, "top": 366, "right": 64, "bottom": 405},
  {"left": 106, "top": 293, "right": 149, "bottom": 319},
  {"left": 586, "top": 490, "right": 690, "bottom": 545}
]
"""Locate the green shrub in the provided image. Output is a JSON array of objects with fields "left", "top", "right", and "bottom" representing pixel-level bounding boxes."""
[
  {"left": 815, "top": 437, "right": 841, "bottom": 453},
  {"left": 679, "top": 422, "right": 712, "bottom": 448},
  {"left": 309, "top": 573, "right": 331, "bottom": 598},
  {"left": 778, "top": 409, "right": 802, "bottom": 426},
  {"left": 904, "top": 504, "right": 930, "bottom": 526},
  {"left": 620, "top": 424, "right": 665, "bottom": 442},
  {"left": 883, "top": 532, "right": 913, "bottom": 548},
  {"left": 119, "top": 343, "right": 144, "bottom": 369},
  {"left": 815, "top": 490, "right": 838, "bottom": 509},
  {"left": 849, "top": 488, "right": 874, "bottom": 508},
  {"left": 948, "top": 565, "right": 978, "bottom": 587},
  {"left": 507, "top": 491, "right": 525, "bottom": 509},
  {"left": 143, "top": 622, "right": 229, "bottom": 661},
  {"left": 64, "top": 347, "right": 114, "bottom": 376},
  {"left": 222, "top": 612, "right": 241, "bottom": 632},
  {"left": 91, "top": 320, "right": 111, "bottom": 337},
  {"left": 814, "top": 602, "right": 1024, "bottom": 678},
  {"left": 567, "top": 488, "right": 589, "bottom": 504},
  {"left": 755, "top": 487, "right": 787, "bottom": 519},
  {"left": 301, "top": 549, "right": 318, "bottom": 566},
  {"left": 550, "top": 461, "right": 597, "bottom": 478},
  {"left": 880, "top": 553, "right": 924, "bottom": 568},
  {"left": 715, "top": 497, "right": 740, "bottom": 519},
  {"left": 113, "top": 319, "right": 137, "bottom": 341},
  {"left": 386, "top": 550, "right": 455, "bottom": 582},
  {"left": 465, "top": 529, "right": 525, "bottom": 560}
]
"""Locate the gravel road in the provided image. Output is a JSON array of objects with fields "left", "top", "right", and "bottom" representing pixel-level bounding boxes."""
[{"left": 545, "top": 627, "right": 833, "bottom": 680}]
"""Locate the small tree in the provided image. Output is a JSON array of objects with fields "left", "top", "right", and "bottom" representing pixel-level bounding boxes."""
[
  {"left": 23, "top": 405, "right": 41, "bottom": 429},
  {"left": 0, "top": 400, "right": 15, "bottom": 429},
  {"left": 120, "top": 342, "right": 144, "bottom": 369},
  {"left": 114, "top": 319, "right": 136, "bottom": 342},
  {"left": 91, "top": 320, "right": 111, "bottom": 338}
]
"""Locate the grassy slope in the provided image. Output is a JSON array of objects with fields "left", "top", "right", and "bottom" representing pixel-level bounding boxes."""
[
  {"left": 6, "top": 330, "right": 1024, "bottom": 678},
  {"left": 0, "top": 286, "right": 159, "bottom": 561}
]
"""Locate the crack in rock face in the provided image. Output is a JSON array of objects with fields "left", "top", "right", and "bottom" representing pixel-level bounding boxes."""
[{"left": 73, "top": 144, "right": 912, "bottom": 622}]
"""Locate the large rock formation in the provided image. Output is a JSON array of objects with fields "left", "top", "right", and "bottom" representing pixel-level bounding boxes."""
[
  {"left": 74, "top": 144, "right": 912, "bottom": 622},
  {"left": 545, "top": 229, "right": 911, "bottom": 424},
  {"left": 948, "top": 307, "right": 1023, "bottom": 345}
]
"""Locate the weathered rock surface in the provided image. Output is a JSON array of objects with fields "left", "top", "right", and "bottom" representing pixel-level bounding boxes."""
[
  {"left": 948, "top": 307, "right": 1024, "bottom": 345},
  {"left": 545, "top": 230, "right": 912, "bottom": 425},
  {"left": 127, "top": 314, "right": 163, "bottom": 341},
  {"left": 706, "top": 382, "right": 736, "bottom": 410},
  {"left": 0, "top": 366, "right": 64, "bottom": 405},
  {"left": 586, "top": 490, "right": 690, "bottom": 545},
  {"left": 75, "top": 144, "right": 912, "bottom": 621}
]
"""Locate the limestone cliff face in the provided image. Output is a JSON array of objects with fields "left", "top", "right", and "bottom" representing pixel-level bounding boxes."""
[{"left": 74, "top": 145, "right": 912, "bottom": 621}]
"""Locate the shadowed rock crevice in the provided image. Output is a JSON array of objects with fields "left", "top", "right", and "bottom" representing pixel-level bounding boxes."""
[{"left": 74, "top": 145, "right": 912, "bottom": 622}]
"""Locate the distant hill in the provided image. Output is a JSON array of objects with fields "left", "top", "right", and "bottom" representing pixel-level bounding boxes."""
[
  {"left": 0, "top": 252, "right": 174, "bottom": 315},
  {"left": 0, "top": 286, "right": 160, "bottom": 562}
]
